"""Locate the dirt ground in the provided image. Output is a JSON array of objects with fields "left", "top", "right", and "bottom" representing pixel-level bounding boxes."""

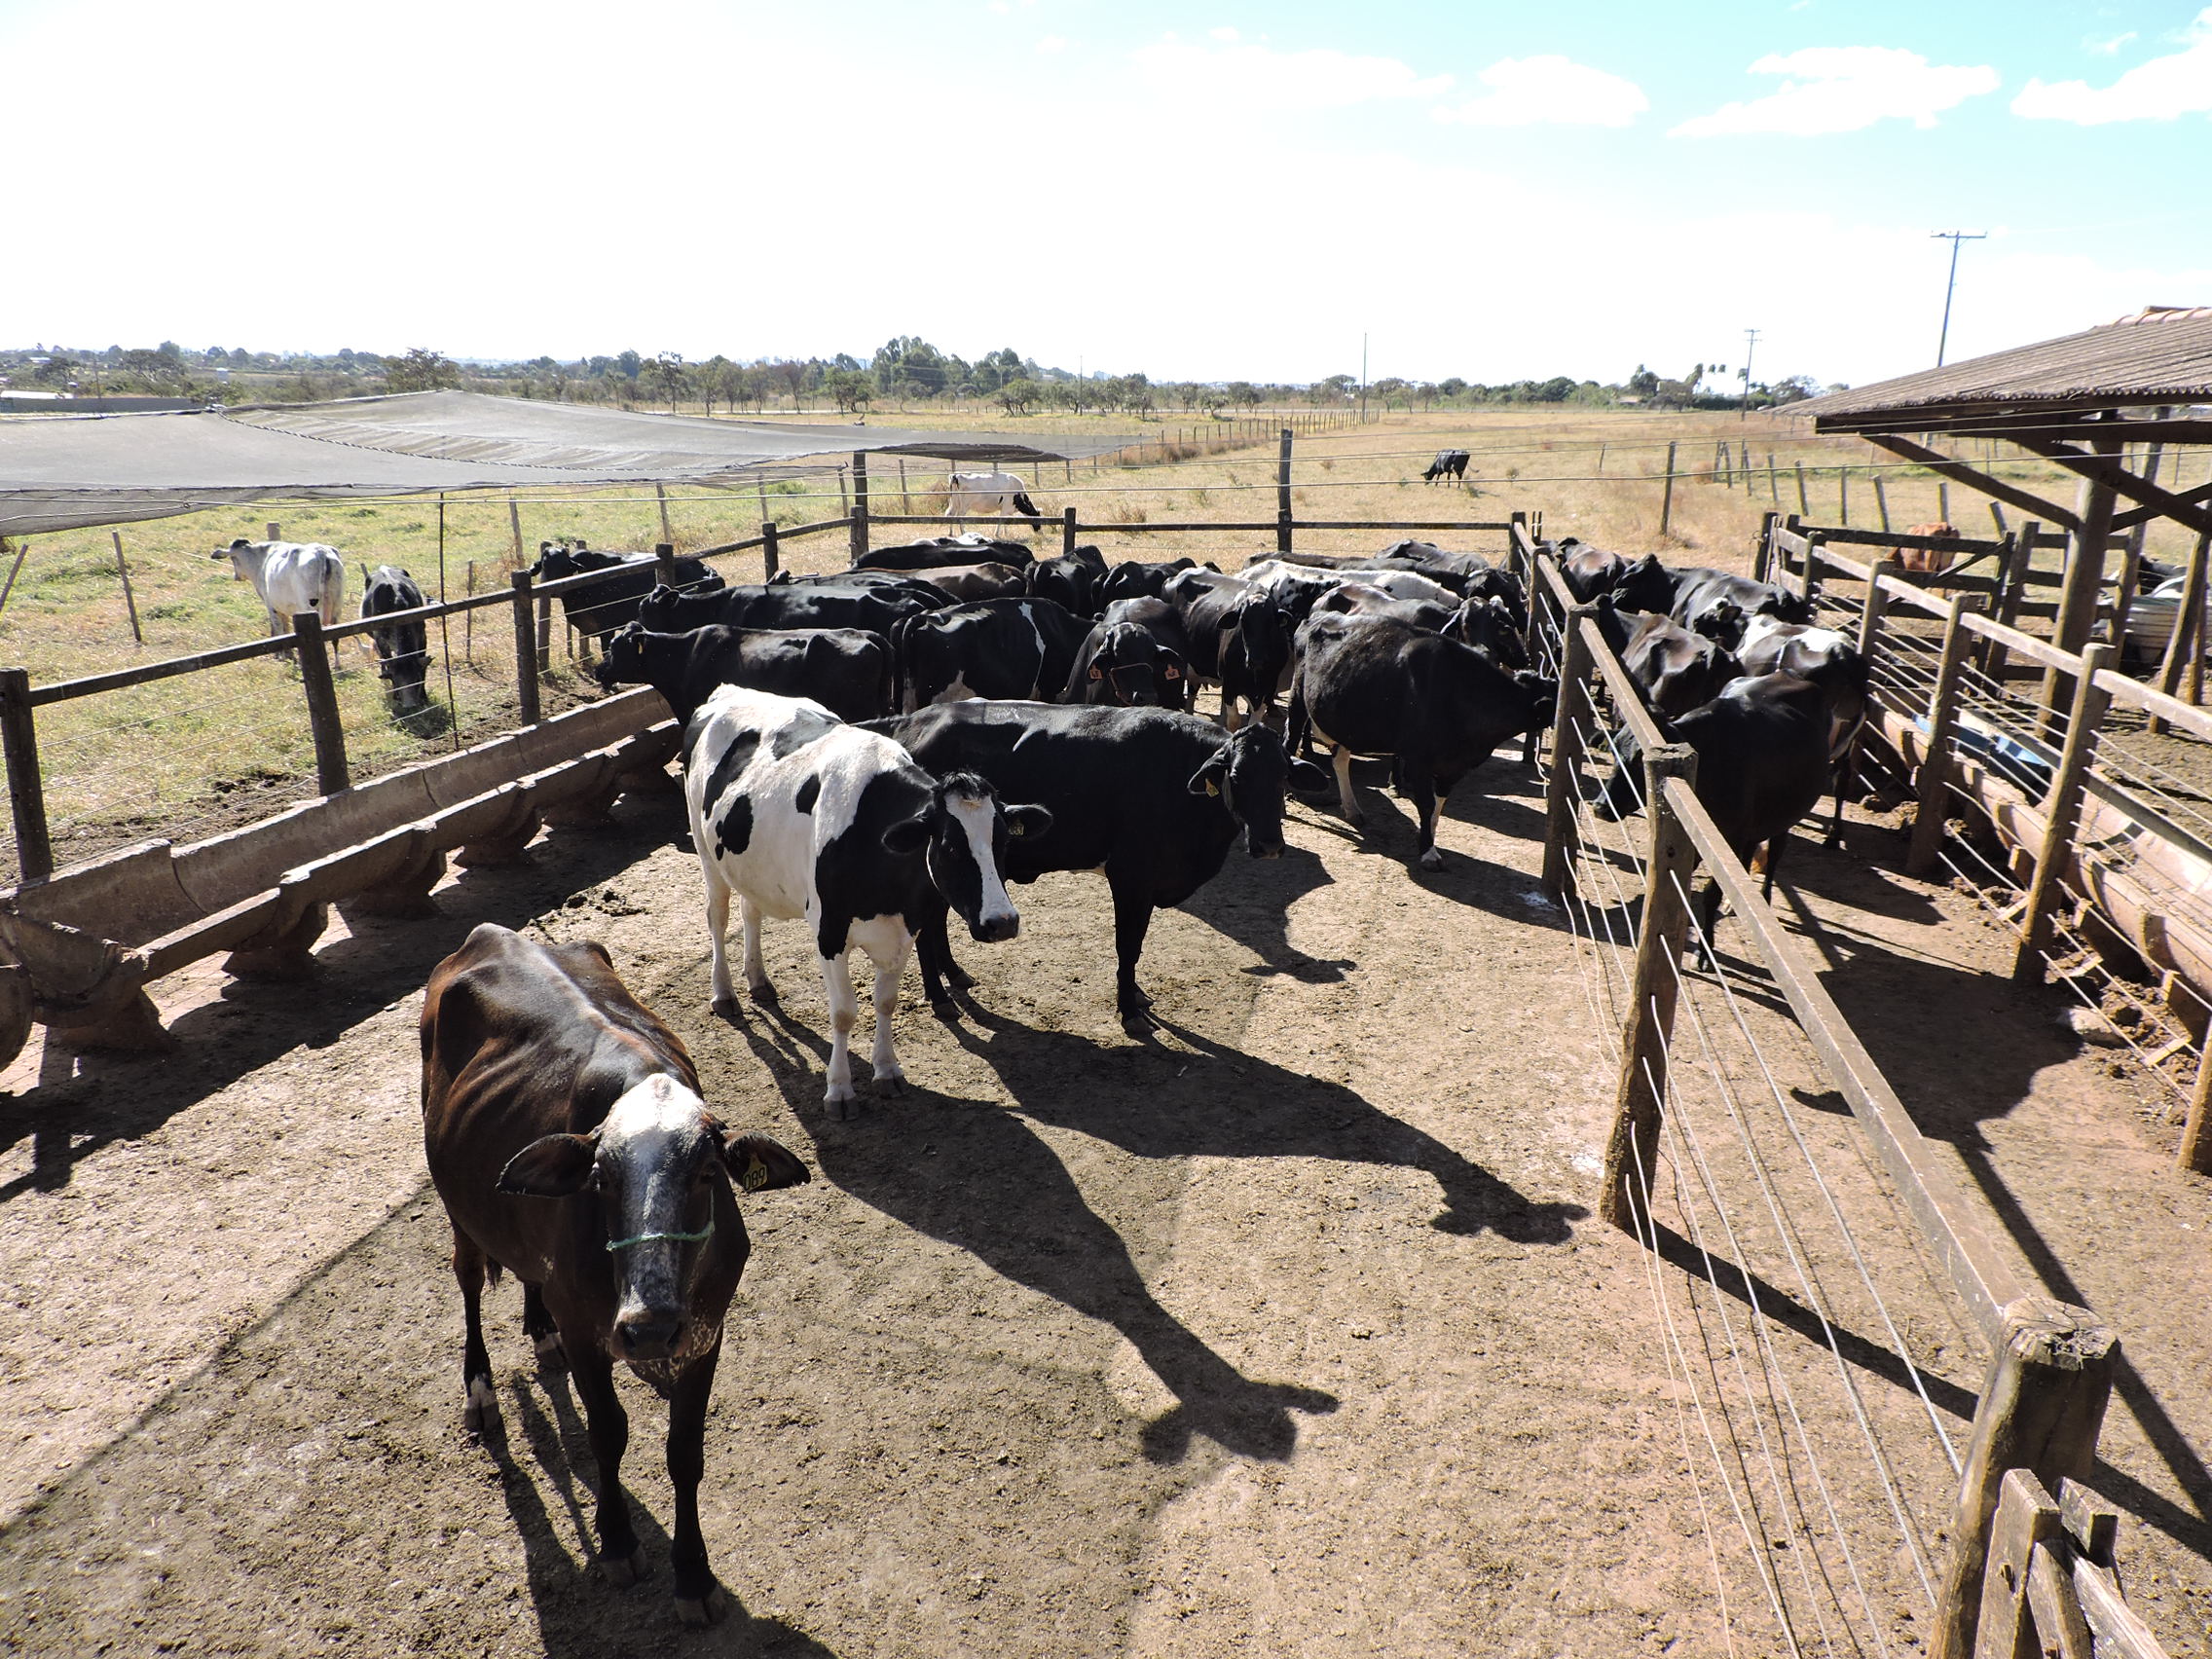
[{"left": 0, "top": 737, "right": 2206, "bottom": 1655}]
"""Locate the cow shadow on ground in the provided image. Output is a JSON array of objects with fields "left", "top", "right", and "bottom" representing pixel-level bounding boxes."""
[
  {"left": 723, "top": 1001, "right": 1341, "bottom": 1465},
  {"left": 485, "top": 1367, "right": 838, "bottom": 1657},
  {"left": 1170, "top": 839, "right": 1358, "bottom": 985}
]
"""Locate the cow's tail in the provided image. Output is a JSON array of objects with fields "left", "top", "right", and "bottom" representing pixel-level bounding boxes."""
[
  {"left": 322, "top": 559, "right": 346, "bottom": 629},
  {"left": 889, "top": 610, "right": 923, "bottom": 713},
  {"left": 1013, "top": 490, "right": 1041, "bottom": 523},
  {"left": 869, "top": 628, "right": 897, "bottom": 719}
]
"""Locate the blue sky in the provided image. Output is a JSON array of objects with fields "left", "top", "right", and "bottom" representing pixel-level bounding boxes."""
[{"left": 4, "top": 0, "right": 2208, "bottom": 390}]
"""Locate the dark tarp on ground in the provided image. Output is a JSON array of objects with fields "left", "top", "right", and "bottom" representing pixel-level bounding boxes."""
[{"left": 0, "top": 390, "right": 1144, "bottom": 536}]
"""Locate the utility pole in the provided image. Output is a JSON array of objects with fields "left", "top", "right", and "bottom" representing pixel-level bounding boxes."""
[
  {"left": 1740, "top": 327, "right": 1761, "bottom": 420},
  {"left": 1359, "top": 331, "right": 1369, "bottom": 424},
  {"left": 1931, "top": 230, "right": 1986, "bottom": 366}
]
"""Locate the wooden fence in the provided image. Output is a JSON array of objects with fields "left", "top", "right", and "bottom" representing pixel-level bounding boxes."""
[{"left": 1511, "top": 526, "right": 2175, "bottom": 1659}]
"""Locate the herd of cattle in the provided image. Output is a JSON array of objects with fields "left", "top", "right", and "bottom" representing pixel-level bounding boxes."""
[{"left": 208, "top": 518, "right": 1876, "bottom": 1623}]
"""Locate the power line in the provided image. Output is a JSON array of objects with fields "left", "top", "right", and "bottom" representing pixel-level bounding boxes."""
[{"left": 1931, "top": 231, "right": 1987, "bottom": 367}]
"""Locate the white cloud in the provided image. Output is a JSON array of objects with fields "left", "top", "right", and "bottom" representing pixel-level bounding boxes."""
[
  {"left": 2084, "top": 31, "right": 2136, "bottom": 55},
  {"left": 2016, "top": 10, "right": 2212, "bottom": 123},
  {"left": 1036, "top": 33, "right": 1067, "bottom": 55},
  {"left": 1672, "top": 46, "right": 1999, "bottom": 136},
  {"left": 1432, "top": 55, "right": 1647, "bottom": 127},
  {"left": 1132, "top": 35, "right": 1451, "bottom": 111},
  {"left": 1209, "top": 25, "right": 1239, "bottom": 42}
]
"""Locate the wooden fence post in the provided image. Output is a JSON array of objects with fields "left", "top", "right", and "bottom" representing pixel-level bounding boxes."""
[
  {"left": 1276, "top": 427, "right": 1294, "bottom": 554},
  {"left": 1540, "top": 608, "right": 1599, "bottom": 899},
  {"left": 2179, "top": 1048, "right": 2212, "bottom": 1175},
  {"left": 1600, "top": 749, "right": 1700, "bottom": 1234},
  {"left": 836, "top": 465, "right": 850, "bottom": 520},
  {"left": 266, "top": 521, "right": 282, "bottom": 543},
  {"left": 655, "top": 543, "right": 679, "bottom": 587},
  {"left": 509, "top": 572, "right": 541, "bottom": 725},
  {"left": 1658, "top": 441, "right": 1677, "bottom": 537},
  {"left": 1062, "top": 507, "right": 1078, "bottom": 556},
  {"left": 1766, "top": 453, "right": 1779, "bottom": 503},
  {"left": 0, "top": 668, "right": 53, "bottom": 883},
  {"left": 761, "top": 521, "right": 781, "bottom": 580},
  {"left": 508, "top": 495, "right": 524, "bottom": 567},
  {"left": 850, "top": 451, "right": 870, "bottom": 564},
  {"left": 1906, "top": 594, "right": 1986, "bottom": 876},
  {"left": 1929, "top": 1297, "right": 2116, "bottom": 1659},
  {"left": 291, "top": 611, "right": 350, "bottom": 796},
  {"left": 1874, "top": 475, "right": 1893, "bottom": 534},
  {"left": 1969, "top": 1470, "right": 2065, "bottom": 1659},
  {"left": 0, "top": 538, "right": 29, "bottom": 615},
  {"left": 1795, "top": 461, "right": 1810, "bottom": 517},
  {"left": 110, "top": 531, "right": 143, "bottom": 645},
  {"left": 463, "top": 561, "right": 477, "bottom": 666},
  {"left": 656, "top": 483, "right": 675, "bottom": 547},
  {"left": 2011, "top": 643, "right": 2114, "bottom": 981},
  {"left": 2151, "top": 521, "right": 2212, "bottom": 735},
  {"left": 1839, "top": 468, "right": 1851, "bottom": 526},
  {"left": 1753, "top": 511, "right": 1779, "bottom": 583}
]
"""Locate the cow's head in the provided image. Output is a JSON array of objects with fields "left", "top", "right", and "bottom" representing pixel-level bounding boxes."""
[
  {"left": 497, "top": 1074, "right": 808, "bottom": 1365},
  {"left": 594, "top": 622, "right": 650, "bottom": 690},
  {"left": 882, "top": 771, "right": 1052, "bottom": 943},
  {"left": 1449, "top": 597, "right": 1528, "bottom": 671},
  {"left": 1223, "top": 591, "right": 1292, "bottom": 693},
  {"left": 636, "top": 583, "right": 682, "bottom": 630},
  {"left": 1613, "top": 554, "right": 1676, "bottom": 614},
  {"left": 1080, "top": 623, "right": 1186, "bottom": 708},
  {"left": 1761, "top": 587, "right": 1815, "bottom": 626},
  {"left": 532, "top": 541, "right": 579, "bottom": 581},
  {"left": 211, "top": 537, "right": 256, "bottom": 578},
  {"left": 1190, "top": 722, "right": 1307, "bottom": 860},
  {"left": 1689, "top": 599, "right": 1746, "bottom": 650},
  {"left": 377, "top": 642, "right": 432, "bottom": 715}
]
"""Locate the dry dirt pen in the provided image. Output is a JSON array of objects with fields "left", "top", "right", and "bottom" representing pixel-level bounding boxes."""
[{"left": 0, "top": 443, "right": 2203, "bottom": 1656}]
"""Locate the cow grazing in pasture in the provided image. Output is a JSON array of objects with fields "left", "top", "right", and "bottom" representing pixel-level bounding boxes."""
[
  {"left": 1669, "top": 566, "right": 1813, "bottom": 636},
  {"left": 420, "top": 922, "right": 810, "bottom": 1624},
  {"left": 945, "top": 470, "right": 1043, "bottom": 523},
  {"left": 1063, "top": 605, "right": 1193, "bottom": 710},
  {"left": 1592, "top": 673, "right": 1832, "bottom": 958},
  {"left": 1897, "top": 521, "right": 1959, "bottom": 574},
  {"left": 910, "top": 561, "right": 1027, "bottom": 604},
  {"left": 639, "top": 579, "right": 934, "bottom": 642},
  {"left": 1023, "top": 546, "right": 1108, "bottom": 616},
  {"left": 1731, "top": 614, "right": 1868, "bottom": 842},
  {"left": 1288, "top": 612, "right": 1556, "bottom": 870},
  {"left": 531, "top": 542, "right": 726, "bottom": 652},
  {"left": 684, "top": 687, "right": 1050, "bottom": 1109},
  {"left": 1099, "top": 557, "right": 1200, "bottom": 607},
  {"left": 212, "top": 538, "right": 346, "bottom": 653},
  {"left": 866, "top": 701, "right": 1310, "bottom": 1028},
  {"left": 892, "top": 597, "right": 1092, "bottom": 709},
  {"left": 1163, "top": 569, "right": 1295, "bottom": 730},
  {"left": 594, "top": 622, "right": 893, "bottom": 723},
  {"left": 854, "top": 535, "right": 1034, "bottom": 572},
  {"left": 1420, "top": 449, "right": 1470, "bottom": 484},
  {"left": 361, "top": 565, "right": 432, "bottom": 716}
]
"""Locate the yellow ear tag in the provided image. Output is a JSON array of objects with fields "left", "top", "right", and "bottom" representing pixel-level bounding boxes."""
[
  {"left": 740, "top": 1155, "right": 772, "bottom": 1193},
  {"left": 1205, "top": 779, "right": 1220, "bottom": 796}
]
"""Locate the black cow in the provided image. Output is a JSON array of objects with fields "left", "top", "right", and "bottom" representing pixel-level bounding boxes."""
[
  {"left": 892, "top": 597, "right": 1093, "bottom": 709},
  {"left": 1063, "top": 602, "right": 1194, "bottom": 710},
  {"left": 1670, "top": 567, "right": 1813, "bottom": 634},
  {"left": 769, "top": 569, "right": 952, "bottom": 607},
  {"left": 855, "top": 535, "right": 1035, "bottom": 572},
  {"left": 1420, "top": 449, "right": 1470, "bottom": 484},
  {"left": 639, "top": 580, "right": 932, "bottom": 641},
  {"left": 1731, "top": 616, "right": 1869, "bottom": 844},
  {"left": 531, "top": 543, "right": 725, "bottom": 651},
  {"left": 1287, "top": 612, "right": 1557, "bottom": 869},
  {"left": 1593, "top": 604, "right": 1742, "bottom": 719},
  {"left": 1593, "top": 673, "right": 1832, "bottom": 958},
  {"left": 1309, "top": 584, "right": 1527, "bottom": 670},
  {"left": 1162, "top": 570, "right": 1295, "bottom": 730},
  {"left": 1023, "top": 546, "right": 1108, "bottom": 617},
  {"left": 421, "top": 923, "right": 810, "bottom": 1625},
  {"left": 593, "top": 622, "right": 892, "bottom": 723},
  {"left": 1309, "top": 581, "right": 1458, "bottom": 635},
  {"left": 1557, "top": 539, "right": 1631, "bottom": 604},
  {"left": 911, "top": 562, "right": 1028, "bottom": 603},
  {"left": 866, "top": 702, "right": 1312, "bottom": 1028},
  {"left": 1099, "top": 557, "right": 1199, "bottom": 607},
  {"left": 361, "top": 564, "right": 432, "bottom": 717}
]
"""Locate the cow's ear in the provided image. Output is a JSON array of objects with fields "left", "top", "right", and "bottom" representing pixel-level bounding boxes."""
[
  {"left": 1005, "top": 803, "right": 1053, "bottom": 840},
  {"left": 718, "top": 1129, "right": 811, "bottom": 1193},
  {"left": 881, "top": 814, "right": 931, "bottom": 855},
  {"left": 498, "top": 1132, "right": 599, "bottom": 1198},
  {"left": 1187, "top": 755, "right": 1228, "bottom": 797}
]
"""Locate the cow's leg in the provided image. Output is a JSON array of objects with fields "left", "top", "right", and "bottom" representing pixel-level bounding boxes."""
[
  {"left": 703, "top": 867, "right": 737, "bottom": 1014},
  {"left": 1331, "top": 745, "right": 1365, "bottom": 829},
  {"left": 453, "top": 1229, "right": 498, "bottom": 1434},
  {"left": 819, "top": 948, "right": 861, "bottom": 1115},
  {"left": 568, "top": 1344, "right": 645, "bottom": 1585},
  {"left": 1690, "top": 877, "right": 1725, "bottom": 969},
  {"left": 740, "top": 896, "right": 772, "bottom": 1001},
  {"left": 1109, "top": 877, "right": 1157, "bottom": 1029},
  {"left": 851, "top": 916, "right": 910, "bottom": 1093},
  {"left": 522, "top": 1281, "right": 565, "bottom": 1372},
  {"left": 1408, "top": 766, "right": 1446, "bottom": 869},
  {"left": 667, "top": 1347, "right": 728, "bottom": 1625},
  {"left": 1761, "top": 831, "right": 1789, "bottom": 904},
  {"left": 915, "top": 901, "right": 968, "bottom": 1014}
]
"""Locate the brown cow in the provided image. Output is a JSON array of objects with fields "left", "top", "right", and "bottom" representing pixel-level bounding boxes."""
[
  {"left": 422, "top": 923, "right": 809, "bottom": 1624},
  {"left": 1897, "top": 521, "right": 1958, "bottom": 573}
]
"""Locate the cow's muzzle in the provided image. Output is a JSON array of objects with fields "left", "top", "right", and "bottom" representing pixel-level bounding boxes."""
[
  {"left": 970, "top": 913, "right": 1020, "bottom": 944},
  {"left": 615, "top": 1311, "right": 685, "bottom": 1361}
]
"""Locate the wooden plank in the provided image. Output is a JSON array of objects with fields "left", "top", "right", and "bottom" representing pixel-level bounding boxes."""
[
  {"left": 1959, "top": 611, "right": 2083, "bottom": 675},
  {"left": 2096, "top": 667, "right": 2212, "bottom": 745},
  {"left": 1660, "top": 772, "right": 2031, "bottom": 1338},
  {"left": 1813, "top": 524, "right": 2008, "bottom": 553},
  {"left": 30, "top": 630, "right": 301, "bottom": 705},
  {"left": 1971, "top": 1468, "right": 2058, "bottom": 1659},
  {"left": 1910, "top": 597, "right": 1988, "bottom": 874},
  {"left": 2052, "top": 1477, "right": 2119, "bottom": 1567},
  {"left": 1861, "top": 432, "right": 2083, "bottom": 533},
  {"left": 2070, "top": 1556, "right": 2172, "bottom": 1659},
  {"left": 2014, "top": 646, "right": 2115, "bottom": 980},
  {"left": 2026, "top": 1542, "right": 2093, "bottom": 1659},
  {"left": 1583, "top": 618, "right": 1671, "bottom": 755}
]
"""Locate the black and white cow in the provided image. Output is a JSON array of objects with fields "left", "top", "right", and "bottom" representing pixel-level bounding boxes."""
[
  {"left": 910, "top": 562, "right": 1027, "bottom": 603},
  {"left": 866, "top": 702, "right": 1313, "bottom": 1028},
  {"left": 1420, "top": 449, "right": 1470, "bottom": 484},
  {"left": 1162, "top": 569, "right": 1295, "bottom": 730},
  {"left": 1730, "top": 614, "right": 1869, "bottom": 843},
  {"left": 531, "top": 543, "right": 726, "bottom": 651},
  {"left": 1022, "top": 546, "right": 1108, "bottom": 617},
  {"left": 1288, "top": 612, "right": 1556, "bottom": 869},
  {"left": 769, "top": 569, "right": 953, "bottom": 608},
  {"left": 1098, "top": 557, "right": 1200, "bottom": 607},
  {"left": 854, "top": 535, "right": 1035, "bottom": 572},
  {"left": 1062, "top": 601, "right": 1194, "bottom": 710},
  {"left": 1669, "top": 566, "right": 1813, "bottom": 634},
  {"left": 640, "top": 580, "right": 933, "bottom": 641},
  {"left": 1593, "top": 604, "right": 1742, "bottom": 719},
  {"left": 891, "top": 596, "right": 1092, "bottom": 709},
  {"left": 683, "top": 687, "right": 1050, "bottom": 1113},
  {"left": 945, "top": 470, "right": 1044, "bottom": 523},
  {"left": 594, "top": 621, "right": 893, "bottom": 723},
  {"left": 361, "top": 564, "right": 432, "bottom": 717}
]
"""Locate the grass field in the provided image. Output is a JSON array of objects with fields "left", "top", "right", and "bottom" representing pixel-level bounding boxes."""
[{"left": 2, "top": 405, "right": 2199, "bottom": 877}]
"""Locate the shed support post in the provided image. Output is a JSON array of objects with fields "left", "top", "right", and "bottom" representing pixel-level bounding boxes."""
[
  {"left": 1600, "top": 749, "right": 1699, "bottom": 1235},
  {"left": 1276, "top": 427, "right": 1294, "bottom": 554},
  {"left": 0, "top": 668, "right": 52, "bottom": 883},
  {"left": 1062, "top": 507, "right": 1078, "bottom": 557},
  {"left": 2179, "top": 1046, "right": 2212, "bottom": 1175},
  {"left": 850, "top": 452, "right": 870, "bottom": 564},
  {"left": 1929, "top": 1298, "right": 2116, "bottom": 1659},
  {"left": 2013, "top": 643, "right": 2114, "bottom": 982},
  {"left": 291, "top": 611, "right": 350, "bottom": 796},
  {"left": 2043, "top": 437, "right": 2121, "bottom": 717},
  {"left": 2151, "top": 521, "right": 2212, "bottom": 734},
  {"left": 655, "top": 543, "right": 678, "bottom": 587},
  {"left": 1539, "top": 608, "right": 1599, "bottom": 900},
  {"left": 509, "top": 572, "right": 541, "bottom": 725},
  {"left": 1906, "top": 595, "right": 1985, "bottom": 876}
]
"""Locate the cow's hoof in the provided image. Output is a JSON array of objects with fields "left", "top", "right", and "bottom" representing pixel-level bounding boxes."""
[
  {"left": 676, "top": 1584, "right": 731, "bottom": 1627},
  {"left": 533, "top": 1331, "right": 567, "bottom": 1373},
  {"left": 946, "top": 966, "right": 977, "bottom": 990},
  {"left": 929, "top": 996, "right": 961, "bottom": 1022},
  {"left": 601, "top": 1546, "right": 650, "bottom": 1589},
  {"left": 748, "top": 981, "right": 779, "bottom": 1007},
  {"left": 710, "top": 995, "right": 740, "bottom": 1019},
  {"left": 873, "top": 1072, "right": 908, "bottom": 1096},
  {"left": 824, "top": 1089, "right": 857, "bottom": 1120},
  {"left": 463, "top": 1375, "right": 499, "bottom": 1436},
  {"left": 1418, "top": 848, "right": 1446, "bottom": 871}
]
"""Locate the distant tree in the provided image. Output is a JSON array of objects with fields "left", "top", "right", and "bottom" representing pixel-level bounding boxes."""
[
  {"left": 824, "top": 367, "right": 873, "bottom": 413},
  {"left": 769, "top": 358, "right": 808, "bottom": 411},
  {"left": 1438, "top": 377, "right": 1467, "bottom": 399},
  {"left": 1767, "top": 374, "right": 1821, "bottom": 405},
  {"left": 1226, "top": 381, "right": 1261, "bottom": 410},
  {"left": 1534, "top": 375, "right": 1576, "bottom": 403},
  {"left": 1626, "top": 364, "right": 1660, "bottom": 398},
  {"left": 871, "top": 335, "right": 948, "bottom": 397},
  {"left": 30, "top": 354, "right": 75, "bottom": 386},
  {"left": 615, "top": 349, "right": 644, "bottom": 383},
  {"left": 996, "top": 377, "right": 1042, "bottom": 415},
  {"left": 386, "top": 347, "right": 461, "bottom": 393},
  {"left": 647, "top": 350, "right": 688, "bottom": 410},
  {"left": 831, "top": 351, "right": 864, "bottom": 373}
]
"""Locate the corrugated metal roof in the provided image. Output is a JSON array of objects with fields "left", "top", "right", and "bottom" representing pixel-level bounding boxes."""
[{"left": 1802, "top": 306, "right": 2212, "bottom": 427}]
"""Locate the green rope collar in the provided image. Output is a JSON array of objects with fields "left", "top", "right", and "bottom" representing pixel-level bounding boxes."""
[{"left": 605, "top": 1219, "right": 715, "bottom": 1253}]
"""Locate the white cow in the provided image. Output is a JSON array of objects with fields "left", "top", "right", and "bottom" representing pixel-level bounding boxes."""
[
  {"left": 212, "top": 539, "right": 347, "bottom": 650},
  {"left": 1240, "top": 559, "right": 1459, "bottom": 609},
  {"left": 944, "top": 470, "right": 1042, "bottom": 522}
]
